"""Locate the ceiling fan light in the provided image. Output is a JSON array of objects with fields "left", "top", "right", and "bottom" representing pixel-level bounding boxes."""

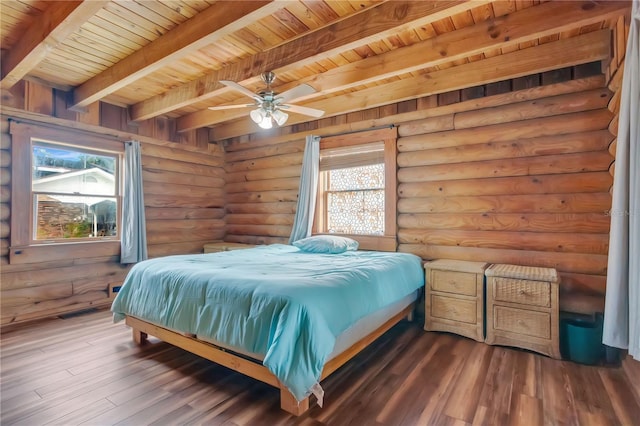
[
  {"left": 258, "top": 115, "right": 273, "bottom": 129},
  {"left": 250, "top": 108, "right": 265, "bottom": 124},
  {"left": 272, "top": 109, "right": 288, "bottom": 126}
]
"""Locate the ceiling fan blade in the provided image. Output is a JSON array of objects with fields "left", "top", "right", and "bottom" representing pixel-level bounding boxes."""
[
  {"left": 281, "top": 103, "right": 325, "bottom": 118},
  {"left": 219, "top": 80, "right": 261, "bottom": 101},
  {"left": 208, "top": 103, "right": 255, "bottom": 110},
  {"left": 277, "top": 84, "right": 316, "bottom": 103}
]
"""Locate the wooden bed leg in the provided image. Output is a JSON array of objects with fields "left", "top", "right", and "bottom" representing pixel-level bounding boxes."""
[
  {"left": 132, "top": 328, "right": 148, "bottom": 345},
  {"left": 406, "top": 310, "right": 414, "bottom": 322},
  {"left": 280, "top": 387, "right": 309, "bottom": 416}
]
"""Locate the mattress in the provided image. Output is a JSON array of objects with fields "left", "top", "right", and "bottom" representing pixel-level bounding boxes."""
[
  {"left": 111, "top": 244, "right": 424, "bottom": 402},
  {"left": 195, "top": 290, "right": 419, "bottom": 361}
]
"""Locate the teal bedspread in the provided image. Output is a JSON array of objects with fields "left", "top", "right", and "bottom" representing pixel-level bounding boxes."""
[{"left": 111, "top": 244, "right": 424, "bottom": 401}]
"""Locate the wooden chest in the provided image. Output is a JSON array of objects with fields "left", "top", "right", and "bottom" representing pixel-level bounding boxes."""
[
  {"left": 203, "top": 242, "right": 255, "bottom": 253},
  {"left": 424, "top": 259, "right": 488, "bottom": 342},
  {"left": 485, "top": 264, "right": 561, "bottom": 358}
]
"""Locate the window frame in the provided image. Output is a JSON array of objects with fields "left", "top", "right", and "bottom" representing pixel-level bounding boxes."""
[
  {"left": 314, "top": 127, "right": 398, "bottom": 251},
  {"left": 9, "top": 121, "right": 124, "bottom": 264}
]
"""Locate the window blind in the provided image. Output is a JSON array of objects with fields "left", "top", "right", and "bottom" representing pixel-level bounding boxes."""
[{"left": 319, "top": 141, "right": 384, "bottom": 171}]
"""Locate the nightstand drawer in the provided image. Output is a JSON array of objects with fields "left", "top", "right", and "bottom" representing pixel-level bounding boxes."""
[
  {"left": 493, "top": 306, "right": 551, "bottom": 339},
  {"left": 492, "top": 278, "right": 550, "bottom": 307},
  {"left": 431, "top": 294, "right": 477, "bottom": 324},
  {"left": 431, "top": 270, "right": 477, "bottom": 296}
]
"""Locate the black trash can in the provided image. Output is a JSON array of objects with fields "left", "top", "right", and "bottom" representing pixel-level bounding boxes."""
[{"left": 560, "top": 313, "right": 604, "bottom": 365}]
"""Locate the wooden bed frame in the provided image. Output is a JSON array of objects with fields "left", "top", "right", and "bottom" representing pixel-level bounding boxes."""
[{"left": 125, "top": 303, "right": 414, "bottom": 416}]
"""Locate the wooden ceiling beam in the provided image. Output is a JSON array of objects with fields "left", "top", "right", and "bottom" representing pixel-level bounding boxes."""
[
  {"left": 0, "top": 0, "right": 108, "bottom": 90},
  {"left": 211, "top": 29, "right": 611, "bottom": 141},
  {"left": 130, "top": 0, "right": 488, "bottom": 121},
  {"left": 69, "top": 1, "right": 283, "bottom": 110},
  {"left": 177, "top": 0, "right": 629, "bottom": 132}
]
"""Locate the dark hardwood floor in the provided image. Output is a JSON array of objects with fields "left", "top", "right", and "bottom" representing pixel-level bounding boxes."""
[{"left": 1, "top": 308, "right": 639, "bottom": 425}]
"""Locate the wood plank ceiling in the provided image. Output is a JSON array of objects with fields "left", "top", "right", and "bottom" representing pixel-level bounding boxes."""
[{"left": 0, "top": 0, "right": 631, "bottom": 140}]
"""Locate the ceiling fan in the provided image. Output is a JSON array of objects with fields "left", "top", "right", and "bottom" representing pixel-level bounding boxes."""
[{"left": 209, "top": 72, "right": 325, "bottom": 129}]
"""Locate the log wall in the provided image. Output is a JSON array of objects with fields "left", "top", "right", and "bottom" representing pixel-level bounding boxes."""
[
  {"left": 604, "top": 11, "right": 630, "bottom": 189},
  {"left": 0, "top": 81, "right": 225, "bottom": 325},
  {"left": 395, "top": 85, "right": 612, "bottom": 312},
  {"left": 224, "top": 140, "right": 303, "bottom": 245},
  {"left": 222, "top": 63, "right": 614, "bottom": 314}
]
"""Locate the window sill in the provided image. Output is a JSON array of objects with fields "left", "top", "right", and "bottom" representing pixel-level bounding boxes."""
[{"left": 9, "top": 240, "right": 120, "bottom": 264}]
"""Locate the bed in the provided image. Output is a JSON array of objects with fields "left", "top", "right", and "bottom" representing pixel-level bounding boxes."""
[{"left": 111, "top": 241, "right": 424, "bottom": 415}]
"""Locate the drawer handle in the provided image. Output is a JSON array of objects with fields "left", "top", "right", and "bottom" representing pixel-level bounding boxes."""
[
  {"left": 517, "top": 319, "right": 525, "bottom": 326},
  {"left": 519, "top": 289, "right": 528, "bottom": 295}
]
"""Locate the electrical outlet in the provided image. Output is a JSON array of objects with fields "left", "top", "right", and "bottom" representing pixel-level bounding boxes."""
[{"left": 108, "top": 282, "right": 122, "bottom": 300}]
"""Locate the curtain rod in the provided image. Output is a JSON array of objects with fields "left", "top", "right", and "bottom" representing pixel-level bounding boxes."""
[{"left": 317, "top": 124, "right": 395, "bottom": 139}]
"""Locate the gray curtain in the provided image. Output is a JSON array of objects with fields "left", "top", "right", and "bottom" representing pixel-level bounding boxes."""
[
  {"left": 120, "top": 140, "right": 148, "bottom": 264},
  {"left": 603, "top": 1, "right": 639, "bottom": 360},
  {"left": 289, "top": 135, "right": 320, "bottom": 244}
]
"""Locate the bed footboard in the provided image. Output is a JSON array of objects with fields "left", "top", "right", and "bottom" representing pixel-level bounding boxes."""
[
  {"left": 124, "top": 302, "right": 413, "bottom": 416},
  {"left": 126, "top": 315, "right": 311, "bottom": 415}
]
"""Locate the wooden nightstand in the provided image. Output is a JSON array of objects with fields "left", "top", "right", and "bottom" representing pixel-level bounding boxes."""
[
  {"left": 203, "top": 242, "right": 255, "bottom": 253},
  {"left": 424, "top": 259, "right": 488, "bottom": 342},
  {"left": 485, "top": 264, "right": 561, "bottom": 359}
]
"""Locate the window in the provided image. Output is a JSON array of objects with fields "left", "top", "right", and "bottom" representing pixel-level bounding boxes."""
[
  {"left": 322, "top": 145, "right": 385, "bottom": 235},
  {"left": 9, "top": 121, "right": 124, "bottom": 263},
  {"left": 32, "top": 141, "right": 119, "bottom": 240},
  {"left": 314, "top": 127, "right": 397, "bottom": 251}
]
